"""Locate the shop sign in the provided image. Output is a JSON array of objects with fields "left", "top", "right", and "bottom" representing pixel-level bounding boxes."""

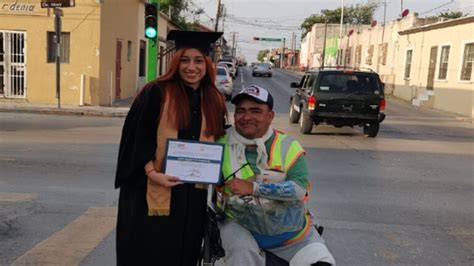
[{"left": 1, "top": 1, "right": 37, "bottom": 13}]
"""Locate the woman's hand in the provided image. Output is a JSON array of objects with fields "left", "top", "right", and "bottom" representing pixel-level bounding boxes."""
[{"left": 147, "top": 171, "right": 183, "bottom": 187}]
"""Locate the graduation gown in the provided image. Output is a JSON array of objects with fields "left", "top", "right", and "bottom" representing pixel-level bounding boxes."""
[{"left": 115, "top": 83, "right": 208, "bottom": 266}]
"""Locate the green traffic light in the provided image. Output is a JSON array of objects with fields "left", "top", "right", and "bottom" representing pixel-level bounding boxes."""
[{"left": 145, "top": 27, "right": 157, "bottom": 39}]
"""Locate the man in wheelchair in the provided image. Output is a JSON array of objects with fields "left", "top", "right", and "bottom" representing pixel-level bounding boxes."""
[{"left": 215, "top": 85, "right": 335, "bottom": 266}]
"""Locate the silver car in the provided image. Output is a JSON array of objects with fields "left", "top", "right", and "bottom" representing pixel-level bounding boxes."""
[
  {"left": 252, "top": 62, "right": 272, "bottom": 77},
  {"left": 215, "top": 66, "right": 233, "bottom": 100}
]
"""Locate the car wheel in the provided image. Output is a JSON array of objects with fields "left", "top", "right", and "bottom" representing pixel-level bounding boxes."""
[
  {"left": 363, "top": 121, "right": 379, "bottom": 137},
  {"left": 299, "top": 110, "right": 313, "bottom": 134},
  {"left": 289, "top": 100, "right": 300, "bottom": 123},
  {"left": 268, "top": 74, "right": 272, "bottom": 77},
  {"left": 252, "top": 73, "right": 256, "bottom": 77}
]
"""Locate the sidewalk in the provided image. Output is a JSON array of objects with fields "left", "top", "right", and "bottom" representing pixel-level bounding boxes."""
[{"left": 0, "top": 98, "right": 133, "bottom": 118}]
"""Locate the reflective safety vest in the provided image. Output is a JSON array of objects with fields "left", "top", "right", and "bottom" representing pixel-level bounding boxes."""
[{"left": 216, "top": 129, "right": 305, "bottom": 199}]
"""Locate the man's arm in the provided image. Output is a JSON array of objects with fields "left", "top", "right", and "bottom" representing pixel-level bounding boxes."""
[{"left": 227, "top": 154, "right": 309, "bottom": 201}]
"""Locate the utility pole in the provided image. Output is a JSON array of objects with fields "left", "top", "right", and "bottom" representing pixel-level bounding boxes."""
[
  {"left": 377, "top": 0, "right": 386, "bottom": 73},
  {"left": 231, "top": 32, "right": 236, "bottom": 57},
  {"left": 338, "top": 0, "right": 344, "bottom": 65},
  {"left": 281, "top": 38, "right": 286, "bottom": 68},
  {"left": 322, "top": 19, "right": 328, "bottom": 69},
  {"left": 215, "top": 0, "right": 221, "bottom": 32}
]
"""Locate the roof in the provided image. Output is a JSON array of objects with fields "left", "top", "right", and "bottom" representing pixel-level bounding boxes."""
[{"left": 399, "top": 15, "right": 474, "bottom": 35}]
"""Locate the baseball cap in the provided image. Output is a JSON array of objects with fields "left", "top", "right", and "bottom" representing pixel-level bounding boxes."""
[
  {"left": 167, "top": 30, "right": 223, "bottom": 56},
  {"left": 231, "top": 85, "right": 274, "bottom": 110}
]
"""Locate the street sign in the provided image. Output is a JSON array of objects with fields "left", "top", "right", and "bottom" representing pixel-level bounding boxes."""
[
  {"left": 41, "top": 0, "right": 75, "bottom": 8},
  {"left": 253, "top": 37, "right": 283, "bottom": 42}
]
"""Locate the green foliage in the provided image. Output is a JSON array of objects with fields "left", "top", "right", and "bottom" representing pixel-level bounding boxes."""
[
  {"left": 160, "top": 0, "right": 190, "bottom": 30},
  {"left": 438, "top": 10, "right": 465, "bottom": 19},
  {"left": 257, "top": 49, "right": 270, "bottom": 62},
  {"left": 300, "top": 3, "right": 379, "bottom": 38}
]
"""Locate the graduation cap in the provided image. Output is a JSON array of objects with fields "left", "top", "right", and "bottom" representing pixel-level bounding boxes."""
[{"left": 167, "top": 30, "right": 223, "bottom": 56}]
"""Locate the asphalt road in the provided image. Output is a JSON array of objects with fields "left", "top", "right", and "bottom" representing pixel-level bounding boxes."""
[{"left": 1, "top": 68, "right": 473, "bottom": 265}]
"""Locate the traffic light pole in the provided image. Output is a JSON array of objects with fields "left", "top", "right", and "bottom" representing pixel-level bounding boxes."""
[{"left": 147, "top": 0, "right": 158, "bottom": 82}]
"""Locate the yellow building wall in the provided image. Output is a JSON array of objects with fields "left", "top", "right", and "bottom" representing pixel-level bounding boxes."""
[
  {"left": 98, "top": 0, "right": 142, "bottom": 106},
  {"left": 0, "top": 0, "right": 102, "bottom": 105}
]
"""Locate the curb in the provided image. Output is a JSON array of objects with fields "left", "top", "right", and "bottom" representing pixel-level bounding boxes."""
[{"left": 0, "top": 106, "right": 129, "bottom": 118}]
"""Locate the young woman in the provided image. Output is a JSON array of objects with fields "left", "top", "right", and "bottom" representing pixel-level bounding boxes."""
[{"left": 114, "top": 31, "right": 227, "bottom": 265}]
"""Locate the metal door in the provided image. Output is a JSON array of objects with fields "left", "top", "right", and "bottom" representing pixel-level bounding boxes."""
[
  {"left": 0, "top": 31, "right": 26, "bottom": 98},
  {"left": 427, "top": 46, "right": 438, "bottom": 91},
  {"left": 115, "top": 40, "right": 122, "bottom": 100}
]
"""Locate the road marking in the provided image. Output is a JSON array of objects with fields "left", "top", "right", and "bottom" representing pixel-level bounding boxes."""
[
  {"left": 0, "top": 192, "right": 37, "bottom": 202},
  {"left": 13, "top": 207, "right": 117, "bottom": 265}
]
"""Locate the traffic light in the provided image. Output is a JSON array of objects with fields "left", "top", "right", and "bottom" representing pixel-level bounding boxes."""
[{"left": 144, "top": 3, "right": 157, "bottom": 40}]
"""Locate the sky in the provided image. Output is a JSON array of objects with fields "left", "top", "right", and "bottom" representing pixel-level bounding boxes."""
[{"left": 189, "top": 0, "right": 473, "bottom": 61}]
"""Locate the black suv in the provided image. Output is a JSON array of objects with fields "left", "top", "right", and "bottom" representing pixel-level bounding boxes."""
[{"left": 289, "top": 67, "right": 386, "bottom": 137}]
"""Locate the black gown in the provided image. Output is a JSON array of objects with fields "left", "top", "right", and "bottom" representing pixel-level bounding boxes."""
[{"left": 115, "top": 83, "right": 208, "bottom": 266}]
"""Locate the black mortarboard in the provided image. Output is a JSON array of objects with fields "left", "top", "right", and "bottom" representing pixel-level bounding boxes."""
[{"left": 166, "top": 30, "right": 223, "bottom": 56}]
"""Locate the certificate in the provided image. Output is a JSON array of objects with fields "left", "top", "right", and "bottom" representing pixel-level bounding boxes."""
[{"left": 164, "top": 139, "right": 224, "bottom": 184}]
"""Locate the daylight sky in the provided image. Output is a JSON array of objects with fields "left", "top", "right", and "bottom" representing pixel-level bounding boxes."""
[{"left": 189, "top": 0, "right": 473, "bottom": 61}]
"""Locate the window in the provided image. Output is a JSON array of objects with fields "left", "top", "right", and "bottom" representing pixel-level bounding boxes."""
[
  {"left": 438, "top": 45, "right": 450, "bottom": 80},
  {"left": 47, "top": 32, "right": 70, "bottom": 63},
  {"left": 460, "top": 42, "right": 474, "bottom": 81},
  {"left": 355, "top": 45, "right": 362, "bottom": 65},
  {"left": 366, "top": 45, "right": 374, "bottom": 65},
  {"left": 127, "top": 41, "right": 132, "bottom": 62},
  {"left": 378, "top": 43, "right": 388, "bottom": 65},
  {"left": 346, "top": 46, "right": 352, "bottom": 65},
  {"left": 337, "top": 49, "right": 343, "bottom": 65},
  {"left": 404, "top": 49, "right": 413, "bottom": 79}
]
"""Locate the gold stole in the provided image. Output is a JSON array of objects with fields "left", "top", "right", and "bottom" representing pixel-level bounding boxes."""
[{"left": 147, "top": 93, "right": 214, "bottom": 216}]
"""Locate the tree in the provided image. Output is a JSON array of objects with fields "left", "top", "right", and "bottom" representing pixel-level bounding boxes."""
[
  {"left": 438, "top": 10, "right": 466, "bottom": 19},
  {"left": 257, "top": 49, "right": 270, "bottom": 62},
  {"left": 160, "top": 0, "right": 191, "bottom": 30},
  {"left": 300, "top": 3, "right": 379, "bottom": 38}
]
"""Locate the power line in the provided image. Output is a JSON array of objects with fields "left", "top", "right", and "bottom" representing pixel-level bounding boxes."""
[{"left": 420, "top": 0, "right": 455, "bottom": 15}]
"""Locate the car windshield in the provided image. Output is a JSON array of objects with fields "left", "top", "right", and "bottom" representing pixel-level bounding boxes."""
[
  {"left": 216, "top": 68, "right": 227, "bottom": 75},
  {"left": 317, "top": 72, "right": 380, "bottom": 93},
  {"left": 257, "top": 63, "right": 270, "bottom": 68}
]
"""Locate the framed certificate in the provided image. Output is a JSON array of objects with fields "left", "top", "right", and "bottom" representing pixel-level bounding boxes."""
[{"left": 164, "top": 139, "right": 224, "bottom": 184}]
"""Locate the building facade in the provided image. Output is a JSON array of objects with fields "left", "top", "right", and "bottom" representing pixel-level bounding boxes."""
[
  {"left": 0, "top": 0, "right": 179, "bottom": 106},
  {"left": 338, "top": 13, "right": 474, "bottom": 117}
]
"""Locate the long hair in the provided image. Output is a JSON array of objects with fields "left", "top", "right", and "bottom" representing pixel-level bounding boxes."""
[{"left": 146, "top": 48, "right": 227, "bottom": 137}]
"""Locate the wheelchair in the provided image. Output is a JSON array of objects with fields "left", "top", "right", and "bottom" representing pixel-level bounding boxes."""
[{"left": 199, "top": 201, "right": 328, "bottom": 266}]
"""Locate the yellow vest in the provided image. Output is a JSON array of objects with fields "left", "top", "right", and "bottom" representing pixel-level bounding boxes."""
[{"left": 217, "top": 130, "right": 305, "bottom": 199}]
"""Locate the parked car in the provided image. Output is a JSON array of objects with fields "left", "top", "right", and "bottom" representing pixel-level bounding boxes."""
[
  {"left": 289, "top": 67, "right": 386, "bottom": 137},
  {"left": 215, "top": 66, "right": 233, "bottom": 100},
  {"left": 218, "top": 57, "right": 239, "bottom": 77},
  {"left": 217, "top": 61, "right": 236, "bottom": 79},
  {"left": 252, "top": 62, "right": 272, "bottom": 77}
]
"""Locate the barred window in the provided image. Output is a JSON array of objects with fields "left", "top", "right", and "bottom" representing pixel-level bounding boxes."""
[
  {"left": 47, "top": 32, "right": 70, "bottom": 63},
  {"left": 460, "top": 43, "right": 473, "bottom": 81},
  {"left": 345, "top": 46, "right": 351, "bottom": 65},
  {"left": 366, "top": 45, "right": 374, "bottom": 65},
  {"left": 438, "top": 45, "right": 450, "bottom": 80},
  {"left": 404, "top": 49, "right": 413, "bottom": 79},
  {"left": 355, "top": 45, "right": 362, "bottom": 65},
  {"left": 381, "top": 43, "right": 388, "bottom": 65}
]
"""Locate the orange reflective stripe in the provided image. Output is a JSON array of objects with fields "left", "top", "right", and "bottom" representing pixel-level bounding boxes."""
[
  {"left": 284, "top": 214, "right": 311, "bottom": 245},
  {"left": 267, "top": 130, "right": 279, "bottom": 165},
  {"left": 285, "top": 150, "right": 305, "bottom": 172}
]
